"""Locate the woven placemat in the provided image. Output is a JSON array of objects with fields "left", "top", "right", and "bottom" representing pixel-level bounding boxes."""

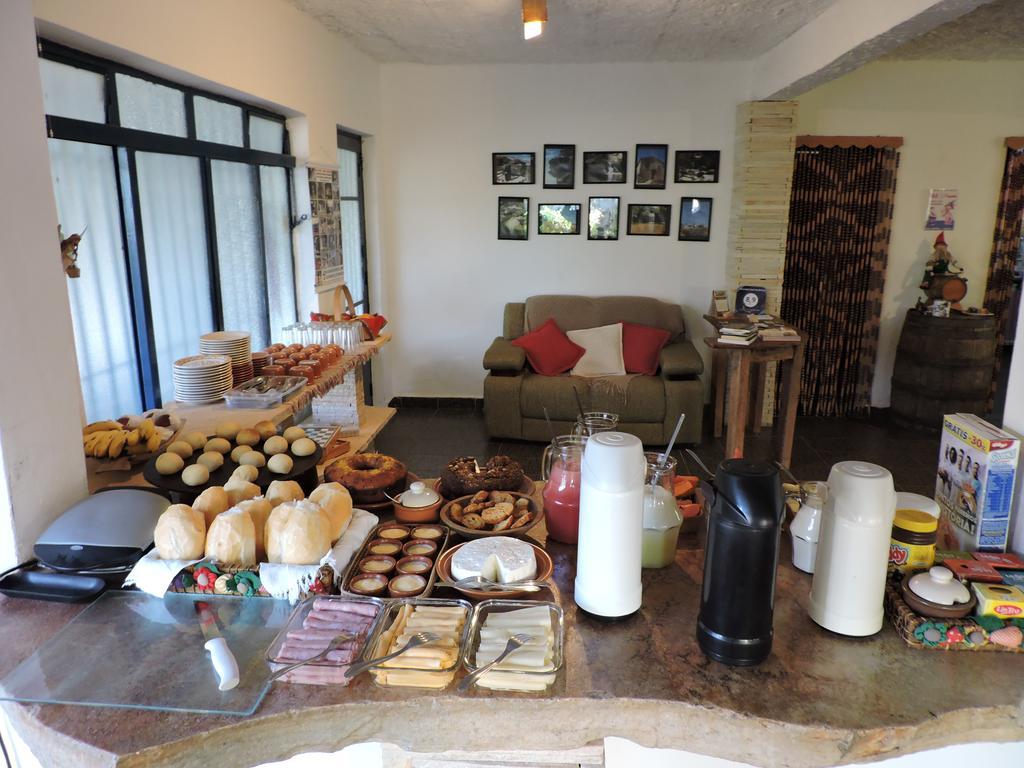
[{"left": 884, "top": 572, "right": 1024, "bottom": 652}]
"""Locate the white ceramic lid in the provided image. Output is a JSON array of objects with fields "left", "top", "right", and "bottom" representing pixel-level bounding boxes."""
[
  {"left": 908, "top": 566, "right": 971, "bottom": 606},
  {"left": 398, "top": 481, "right": 440, "bottom": 508},
  {"left": 581, "top": 432, "right": 645, "bottom": 493}
]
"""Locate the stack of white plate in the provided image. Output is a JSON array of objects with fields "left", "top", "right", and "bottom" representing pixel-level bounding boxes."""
[
  {"left": 200, "top": 331, "right": 252, "bottom": 385},
  {"left": 173, "top": 354, "right": 233, "bottom": 404}
]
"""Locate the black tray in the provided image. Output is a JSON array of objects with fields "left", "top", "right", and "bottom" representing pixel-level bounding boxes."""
[
  {"left": 0, "top": 568, "right": 107, "bottom": 603},
  {"left": 142, "top": 442, "right": 323, "bottom": 498}
]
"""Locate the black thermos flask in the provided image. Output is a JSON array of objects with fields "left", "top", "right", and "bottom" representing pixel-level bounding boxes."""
[{"left": 697, "top": 458, "right": 784, "bottom": 666}]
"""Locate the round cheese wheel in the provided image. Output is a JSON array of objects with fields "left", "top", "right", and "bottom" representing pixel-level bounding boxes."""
[
  {"left": 205, "top": 507, "right": 256, "bottom": 565},
  {"left": 224, "top": 479, "right": 260, "bottom": 505},
  {"left": 265, "top": 500, "right": 331, "bottom": 565},
  {"left": 154, "top": 504, "right": 205, "bottom": 560},
  {"left": 264, "top": 436, "right": 288, "bottom": 456},
  {"left": 193, "top": 486, "right": 230, "bottom": 529},
  {"left": 268, "top": 453, "right": 293, "bottom": 475},
  {"left": 309, "top": 485, "right": 353, "bottom": 542},
  {"left": 166, "top": 441, "right": 193, "bottom": 459},
  {"left": 196, "top": 451, "right": 224, "bottom": 472},
  {"left": 236, "top": 498, "right": 273, "bottom": 561},
  {"left": 283, "top": 426, "right": 306, "bottom": 444},
  {"left": 155, "top": 452, "right": 184, "bottom": 476},
  {"left": 231, "top": 464, "right": 259, "bottom": 483},
  {"left": 182, "top": 464, "right": 210, "bottom": 487}
]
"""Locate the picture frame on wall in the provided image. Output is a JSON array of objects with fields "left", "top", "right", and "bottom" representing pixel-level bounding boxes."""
[
  {"left": 493, "top": 152, "right": 536, "bottom": 184},
  {"left": 538, "top": 203, "right": 581, "bottom": 235},
  {"left": 674, "top": 150, "right": 720, "bottom": 183},
  {"left": 679, "top": 197, "right": 713, "bottom": 241},
  {"left": 634, "top": 144, "right": 668, "bottom": 189},
  {"left": 583, "top": 151, "right": 627, "bottom": 184},
  {"left": 498, "top": 197, "right": 530, "bottom": 240},
  {"left": 627, "top": 204, "right": 672, "bottom": 236},
  {"left": 587, "top": 196, "right": 620, "bottom": 240},
  {"left": 543, "top": 145, "right": 576, "bottom": 189}
]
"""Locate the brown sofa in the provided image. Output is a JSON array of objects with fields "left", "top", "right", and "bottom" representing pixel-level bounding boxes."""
[{"left": 482, "top": 295, "right": 704, "bottom": 444}]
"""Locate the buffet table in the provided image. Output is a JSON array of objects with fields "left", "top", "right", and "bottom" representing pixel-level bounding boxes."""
[{"left": 3, "top": 521, "right": 1024, "bottom": 768}]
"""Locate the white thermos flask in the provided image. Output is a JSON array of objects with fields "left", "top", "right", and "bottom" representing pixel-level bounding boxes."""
[
  {"left": 574, "top": 431, "right": 646, "bottom": 619},
  {"left": 809, "top": 461, "right": 896, "bottom": 636}
]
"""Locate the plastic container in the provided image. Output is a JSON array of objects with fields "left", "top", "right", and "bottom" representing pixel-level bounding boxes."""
[
  {"left": 362, "top": 597, "right": 472, "bottom": 689},
  {"left": 890, "top": 508, "right": 938, "bottom": 572},
  {"left": 641, "top": 453, "right": 681, "bottom": 569},
  {"left": 461, "top": 600, "right": 564, "bottom": 692},
  {"left": 264, "top": 595, "right": 385, "bottom": 672},
  {"left": 224, "top": 376, "right": 307, "bottom": 409},
  {"left": 791, "top": 481, "right": 827, "bottom": 573}
]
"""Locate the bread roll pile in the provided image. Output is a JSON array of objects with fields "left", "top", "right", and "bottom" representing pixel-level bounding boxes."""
[{"left": 151, "top": 481, "right": 354, "bottom": 566}]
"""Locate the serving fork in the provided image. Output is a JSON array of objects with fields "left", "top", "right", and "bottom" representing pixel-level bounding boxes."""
[
  {"left": 458, "top": 633, "right": 533, "bottom": 691},
  {"left": 343, "top": 631, "right": 440, "bottom": 679},
  {"left": 268, "top": 632, "right": 355, "bottom": 682}
]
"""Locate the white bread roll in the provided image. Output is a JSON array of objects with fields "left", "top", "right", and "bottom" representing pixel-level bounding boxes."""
[
  {"left": 224, "top": 479, "right": 261, "bottom": 506},
  {"left": 265, "top": 500, "right": 331, "bottom": 565},
  {"left": 193, "top": 486, "right": 230, "bottom": 529},
  {"left": 154, "top": 504, "right": 205, "bottom": 560},
  {"left": 266, "top": 479, "right": 304, "bottom": 508},
  {"left": 235, "top": 498, "right": 273, "bottom": 562},
  {"left": 204, "top": 507, "right": 256, "bottom": 565},
  {"left": 309, "top": 485, "right": 353, "bottom": 542}
]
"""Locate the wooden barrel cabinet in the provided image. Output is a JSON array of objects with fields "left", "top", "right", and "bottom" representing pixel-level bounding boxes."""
[{"left": 890, "top": 309, "right": 997, "bottom": 428}]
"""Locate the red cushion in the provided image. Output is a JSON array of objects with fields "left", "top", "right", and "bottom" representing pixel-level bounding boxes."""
[
  {"left": 621, "top": 322, "right": 671, "bottom": 375},
  {"left": 512, "top": 318, "right": 585, "bottom": 376}
]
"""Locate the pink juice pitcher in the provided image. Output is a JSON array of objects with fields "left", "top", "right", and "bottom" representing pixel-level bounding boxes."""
[{"left": 542, "top": 435, "right": 587, "bottom": 544}]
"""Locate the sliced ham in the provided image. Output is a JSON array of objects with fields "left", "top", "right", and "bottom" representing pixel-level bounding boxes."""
[
  {"left": 272, "top": 663, "right": 350, "bottom": 685},
  {"left": 312, "top": 598, "right": 378, "bottom": 617}
]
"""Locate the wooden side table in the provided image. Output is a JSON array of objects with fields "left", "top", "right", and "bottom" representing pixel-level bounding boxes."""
[{"left": 703, "top": 331, "right": 805, "bottom": 468}]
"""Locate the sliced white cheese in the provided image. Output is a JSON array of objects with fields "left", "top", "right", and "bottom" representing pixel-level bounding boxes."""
[{"left": 451, "top": 536, "right": 537, "bottom": 584}]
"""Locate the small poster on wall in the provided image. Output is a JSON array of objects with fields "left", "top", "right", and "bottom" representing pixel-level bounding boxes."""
[
  {"left": 925, "top": 188, "right": 958, "bottom": 230},
  {"left": 309, "top": 165, "right": 345, "bottom": 291}
]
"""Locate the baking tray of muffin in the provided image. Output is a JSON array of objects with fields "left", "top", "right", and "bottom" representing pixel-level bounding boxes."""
[{"left": 341, "top": 521, "right": 451, "bottom": 600}]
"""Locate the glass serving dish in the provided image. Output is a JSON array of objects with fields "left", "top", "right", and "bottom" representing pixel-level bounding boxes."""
[
  {"left": 264, "top": 595, "right": 386, "bottom": 681},
  {"left": 224, "top": 375, "right": 308, "bottom": 408},
  {"left": 461, "top": 600, "right": 564, "bottom": 692},
  {"left": 360, "top": 597, "right": 472, "bottom": 689}
]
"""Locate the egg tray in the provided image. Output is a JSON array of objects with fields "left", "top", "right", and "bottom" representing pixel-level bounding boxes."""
[
  {"left": 340, "top": 522, "right": 451, "bottom": 600},
  {"left": 165, "top": 561, "right": 338, "bottom": 599},
  {"left": 884, "top": 572, "right": 1024, "bottom": 653}
]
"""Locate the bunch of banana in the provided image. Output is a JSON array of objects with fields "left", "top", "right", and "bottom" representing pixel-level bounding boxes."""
[{"left": 82, "top": 417, "right": 160, "bottom": 459}]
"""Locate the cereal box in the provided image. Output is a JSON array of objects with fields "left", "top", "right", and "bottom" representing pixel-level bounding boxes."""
[{"left": 935, "top": 414, "right": 1020, "bottom": 552}]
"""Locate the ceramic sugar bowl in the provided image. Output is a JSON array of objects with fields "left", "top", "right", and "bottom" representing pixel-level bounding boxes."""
[
  {"left": 393, "top": 481, "right": 443, "bottom": 523},
  {"left": 900, "top": 566, "right": 976, "bottom": 619}
]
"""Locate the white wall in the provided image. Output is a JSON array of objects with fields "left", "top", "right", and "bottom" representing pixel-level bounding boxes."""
[
  {"left": 0, "top": 0, "right": 88, "bottom": 569},
  {"left": 375, "top": 61, "right": 753, "bottom": 404},
  {"left": 797, "top": 59, "right": 1024, "bottom": 407}
]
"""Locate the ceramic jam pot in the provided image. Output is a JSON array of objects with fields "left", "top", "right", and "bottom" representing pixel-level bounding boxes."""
[{"left": 394, "top": 481, "right": 443, "bottom": 523}]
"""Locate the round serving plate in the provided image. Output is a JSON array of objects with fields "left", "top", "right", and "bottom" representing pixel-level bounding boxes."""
[
  {"left": 435, "top": 541, "right": 552, "bottom": 600},
  {"left": 142, "top": 439, "right": 323, "bottom": 497},
  {"left": 173, "top": 354, "right": 232, "bottom": 369},
  {"left": 432, "top": 474, "right": 535, "bottom": 500},
  {"left": 439, "top": 492, "right": 543, "bottom": 539}
]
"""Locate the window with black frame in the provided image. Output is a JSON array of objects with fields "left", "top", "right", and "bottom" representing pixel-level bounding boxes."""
[{"left": 39, "top": 41, "right": 298, "bottom": 419}]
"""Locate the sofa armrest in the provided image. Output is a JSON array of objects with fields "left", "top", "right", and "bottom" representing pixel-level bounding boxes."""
[
  {"left": 483, "top": 337, "right": 527, "bottom": 373},
  {"left": 660, "top": 340, "right": 704, "bottom": 379}
]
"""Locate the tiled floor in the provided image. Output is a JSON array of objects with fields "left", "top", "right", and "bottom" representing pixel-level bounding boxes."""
[{"left": 374, "top": 403, "right": 942, "bottom": 496}]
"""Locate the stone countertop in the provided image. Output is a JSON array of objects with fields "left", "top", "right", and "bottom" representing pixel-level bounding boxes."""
[{"left": 2, "top": 536, "right": 1024, "bottom": 768}]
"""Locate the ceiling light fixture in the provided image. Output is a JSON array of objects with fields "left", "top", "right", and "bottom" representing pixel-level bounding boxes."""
[{"left": 522, "top": 0, "right": 547, "bottom": 40}]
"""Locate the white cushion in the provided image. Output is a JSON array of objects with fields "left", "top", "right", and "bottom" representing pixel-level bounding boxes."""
[{"left": 567, "top": 323, "right": 626, "bottom": 377}]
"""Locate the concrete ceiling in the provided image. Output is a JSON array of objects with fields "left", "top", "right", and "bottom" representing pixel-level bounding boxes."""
[
  {"left": 886, "top": 0, "right": 1024, "bottom": 59},
  {"left": 286, "top": 0, "right": 843, "bottom": 64}
]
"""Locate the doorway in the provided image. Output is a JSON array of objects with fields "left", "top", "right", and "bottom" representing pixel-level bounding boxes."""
[{"left": 337, "top": 129, "right": 372, "bottom": 403}]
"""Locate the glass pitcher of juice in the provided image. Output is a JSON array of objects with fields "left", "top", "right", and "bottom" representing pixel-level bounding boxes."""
[
  {"left": 642, "top": 452, "right": 682, "bottom": 568},
  {"left": 572, "top": 411, "right": 619, "bottom": 439},
  {"left": 542, "top": 435, "right": 587, "bottom": 544}
]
